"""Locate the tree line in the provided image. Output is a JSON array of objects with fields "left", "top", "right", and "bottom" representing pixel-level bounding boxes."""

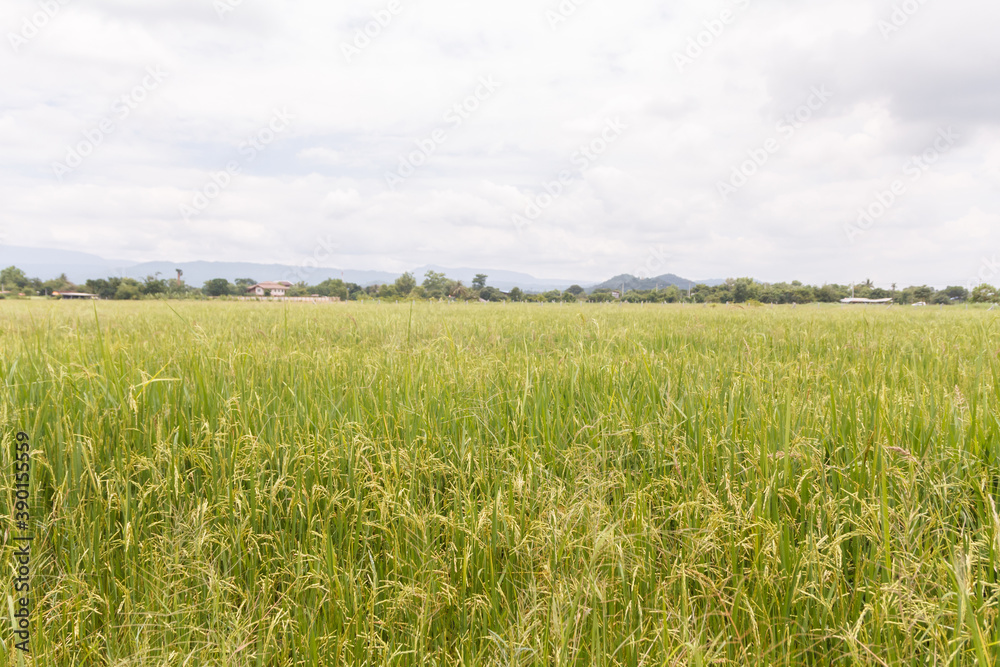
[{"left": 0, "top": 265, "right": 992, "bottom": 305}]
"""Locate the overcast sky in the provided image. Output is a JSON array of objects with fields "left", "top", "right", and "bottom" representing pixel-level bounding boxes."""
[{"left": 1, "top": 0, "right": 998, "bottom": 286}]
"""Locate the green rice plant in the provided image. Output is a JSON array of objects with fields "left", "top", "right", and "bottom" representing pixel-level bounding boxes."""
[{"left": 0, "top": 300, "right": 997, "bottom": 665}]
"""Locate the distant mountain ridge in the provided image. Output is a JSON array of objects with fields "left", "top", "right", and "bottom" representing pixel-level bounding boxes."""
[
  {"left": 123, "top": 261, "right": 400, "bottom": 289},
  {"left": 411, "top": 265, "right": 592, "bottom": 292},
  {"left": 0, "top": 245, "right": 721, "bottom": 293},
  {"left": 592, "top": 273, "right": 726, "bottom": 292}
]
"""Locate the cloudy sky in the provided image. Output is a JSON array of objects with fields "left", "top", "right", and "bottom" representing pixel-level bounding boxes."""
[{"left": 1, "top": 0, "right": 998, "bottom": 286}]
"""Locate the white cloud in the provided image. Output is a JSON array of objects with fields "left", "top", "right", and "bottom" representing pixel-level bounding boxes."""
[{"left": 0, "top": 0, "right": 998, "bottom": 285}]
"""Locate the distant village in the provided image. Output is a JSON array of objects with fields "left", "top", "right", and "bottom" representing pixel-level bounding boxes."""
[{"left": 0, "top": 265, "right": 993, "bottom": 305}]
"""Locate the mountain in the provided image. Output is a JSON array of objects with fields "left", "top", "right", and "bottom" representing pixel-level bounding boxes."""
[
  {"left": 0, "top": 246, "right": 593, "bottom": 291},
  {"left": 0, "top": 247, "right": 400, "bottom": 286},
  {"left": 0, "top": 245, "right": 129, "bottom": 284},
  {"left": 121, "top": 261, "right": 400, "bottom": 288},
  {"left": 0, "top": 245, "right": 721, "bottom": 293},
  {"left": 591, "top": 273, "right": 726, "bottom": 292},
  {"left": 413, "top": 265, "right": 594, "bottom": 292}
]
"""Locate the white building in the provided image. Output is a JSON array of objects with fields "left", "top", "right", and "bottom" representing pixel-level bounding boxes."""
[{"left": 247, "top": 281, "right": 292, "bottom": 297}]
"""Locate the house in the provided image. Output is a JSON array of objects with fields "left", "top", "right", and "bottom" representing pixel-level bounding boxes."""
[
  {"left": 247, "top": 281, "right": 293, "bottom": 297},
  {"left": 54, "top": 292, "right": 99, "bottom": 300}
]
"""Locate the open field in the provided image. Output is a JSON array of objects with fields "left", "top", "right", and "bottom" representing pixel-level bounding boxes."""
[{"left": 2, "top": 301, "right": 1000, "bottom": 665}]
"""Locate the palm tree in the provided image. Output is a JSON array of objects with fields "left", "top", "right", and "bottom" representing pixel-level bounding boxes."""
[{"left": 175, "top": 268, "right": 183, "bottom": 286}]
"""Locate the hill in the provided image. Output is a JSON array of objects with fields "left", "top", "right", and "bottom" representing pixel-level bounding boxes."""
[
  {"left": 591, "top": 273, "right": 725, "bottom": 292},
  {"left": 0, "top": 245, "right": 722, "bottom": 293},
  {"left": 0, "top": 246, "right": 594, "bottom": 291}
]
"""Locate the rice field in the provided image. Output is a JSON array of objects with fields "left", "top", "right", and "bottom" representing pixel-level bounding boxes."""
[{"left": 2, "top": 300, "right": 999, "bottom": 665}]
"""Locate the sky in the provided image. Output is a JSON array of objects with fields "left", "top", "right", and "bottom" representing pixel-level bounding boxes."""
[{"left": 1, "top": 0, "right": 998, "bottom": 287}]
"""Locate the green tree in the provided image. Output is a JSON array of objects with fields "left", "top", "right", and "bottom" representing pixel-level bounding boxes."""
[
  {"left": 166, "top": 275, "right": 192, "bottom": 297},
  {"left": 931, "top": 291, "right": 952, "bottom": 305},
  {"left": 203, "top": 278, "right": 235, "bottom": 297},
  {"left": 472, "top": 274, "right": 488, "bottom": 290},
  {"left": 943, "top": 286, "right": 969, "bottom": 302},
  {"left": 566, "top": 284, "right": 585, "bottom": 296},
  {"left": 731, "top": 277, "right": 756, "bottom": 303},
  {"left": 422, "top": 271, "right": 450, "bottom": 299},
  {"left": 86, "top": 278, "right": 121, "bottom": 300},
  {"left": 589, "top": 289, "right": 614, "bottom": 303},
  {"left": 1, "top": 266, "right": 29, "bottom": 290},
  {"left": 480, "top": 286, "right": 506, "bottom": 302},
  {"left": 508, "top": 287, "right": 524, "bottom": 302},
  {"left": 394, "top": 272, "right": 417, "bottom": 296},
  {"left": 288, "top": 282, "right": 311, "bottom": 297},
  {"left": 141, "top": 275, "right": 168, "bottom": 296},
  {"left": 791, "top": 285, "right": 816, "bottom": 304},
  {"left": 115, "top": 279, "right": 141, "bottom": 300},
  {"left": 449, "top": 282, "right": 472, "bottom": 300},
  {"left": 970, "top": 284, "right": 999, "bottom": 303},
  {"left": 542, "top": 290, "right": 562, "bottom": 302},
  {"left": 314, "top": 279, "right": 348, "bottom": 300},
  {"left": 43, "top": 273, "right": 75, "bottom": 294},
  {"left": 234, "top": 278, "right": 256, "bottom": 292},
  {"left": 815, "top": 284, "right": 844, "bottom": 303}
]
